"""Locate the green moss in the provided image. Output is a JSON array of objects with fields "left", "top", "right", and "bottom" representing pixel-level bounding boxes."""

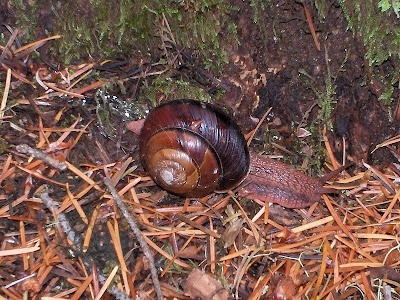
[
  {"left": 249, "top": 0, "right": 274, "bottom": 46},
  {"left": 314, "top": 0, "right": 400, "bottom": 107},
  {"left": 8, "top": 0, "right": 39, "bottom": 43},
  {"left": 378, "top": 0, "right": 400, "bottom": 16},
  {"left": 9, "top": 0, "right": 237, "bottom": 72},
  {"left": 102, "top": 260, "right": 120, "bottom": 285},
  {"left": 299, "top": 48, "right": 347, "bottom": 130},
  {"left": 313, "top": 0, "right": 330, "bottom": 21},
  {"left": 0, "top": 33, "right": 7, "bottom": 45},
  {"left": 159, "top": 243, "right": 192, "bottom": 274},
  {"left": 58, "top": 113, "right": 79, "bottom": 128},
  {"left": 139, "top": 76, "right": 212, "bottom": 107},
  {"left": 0, "top": 136, "right": 7, "bottom": 154},
  {"left": 250, "top": 0, "right": 269, "bottom": 24},
  {"left": 303, "top": 121, "right": 327, "bottom": 177}
]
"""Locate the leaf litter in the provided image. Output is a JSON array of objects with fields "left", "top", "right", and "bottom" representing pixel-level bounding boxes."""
[{"left": 0, "top": 32, "right": 400, "bottom": 300}]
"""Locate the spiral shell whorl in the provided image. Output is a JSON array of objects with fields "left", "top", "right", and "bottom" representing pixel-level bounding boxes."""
[{"left": 140, "top": 100, "right": 250, "bottom": 197}]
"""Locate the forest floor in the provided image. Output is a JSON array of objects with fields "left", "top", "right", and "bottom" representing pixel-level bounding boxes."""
[{"left": 0, "top": 1, "right": 400, "bottom": 299}]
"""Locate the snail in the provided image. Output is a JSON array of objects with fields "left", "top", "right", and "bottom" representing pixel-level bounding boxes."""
[{"left": 131, "top": 99, "right": 340, "bottom": 209}]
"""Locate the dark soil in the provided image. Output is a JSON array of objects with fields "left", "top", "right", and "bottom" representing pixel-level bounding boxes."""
[{"left": 219, "top": 1, "right": 399, "bottom": 167}]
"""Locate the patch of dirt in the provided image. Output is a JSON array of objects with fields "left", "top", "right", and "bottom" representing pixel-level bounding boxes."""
[{"left": 219, "top": 1, "right": 399, "bottom": 166}]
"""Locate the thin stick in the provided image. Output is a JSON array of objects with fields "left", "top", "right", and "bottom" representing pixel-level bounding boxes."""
[
  {"left": 40, "top": 193, "right": 130, "bottom": 300},
  {"left": 94, "top": 266, "right": 119, "bottom": 300},
  {"left": 20, "top": 221, "right": 28, "bottom": 270},
  {"left": 104, "top": 177, "right": 164, "bottom": 300},
  {"left": 14, "top": 35, "right": 62, "bottom": 58},
  {"left": 0, "top": 29, "right": 18, "bottom": 64},
  {"left": 0, "top": 246, "right": 40, "bottom": 256},
  {"left": 16, "top": 144, "right": 68, "bottom": 171},
  {"left": 176, "top": 214, "right": 220, "bottom": 238},
  {"left": 303, "top": 3, "right": 321, "bottom": 51},
  {"left": 161, "top": 235, "right": 195, "bottom": 277},
  {"left": 42, "top": 81, "right": 84, "bottom": 98},
  {"left": 246, "top": 107, "right": 272, "bottom": 147},
  {"left": 83, "top": 204, "right": 100, "bottom": 252},
  {"left": 0, "top": 68, "right": 11, "bottom": 120}
]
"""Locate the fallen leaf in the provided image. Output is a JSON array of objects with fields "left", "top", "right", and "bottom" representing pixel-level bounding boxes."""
[{"left": 184, "top": 269, "right": 229, "bottom": 300}]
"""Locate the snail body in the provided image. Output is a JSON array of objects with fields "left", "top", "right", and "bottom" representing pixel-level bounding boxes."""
[
  {"left": 137, "top": 99, "right": 328, "bottom": 208},
  {"left": 240, "top": 155, "right": 325, "bottom": 208}
]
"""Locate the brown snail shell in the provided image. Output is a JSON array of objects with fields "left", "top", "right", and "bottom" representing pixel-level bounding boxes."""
[{"left": 139, "top": 99, "right": 250, "bottom": 197}]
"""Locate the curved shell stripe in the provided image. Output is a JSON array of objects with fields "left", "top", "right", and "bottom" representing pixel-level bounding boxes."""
[{"left": 139, "top": 99, "right": 250, "bottom": 197}]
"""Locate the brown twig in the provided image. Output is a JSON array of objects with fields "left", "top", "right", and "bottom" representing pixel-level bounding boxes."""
[
  {"left": 0, "top": 67, "right": 11, "bottom": 120},
  {"left": 0, "top": 28, "right": 18, "bottom": 64},
  {"left": 103, "top": 177, "right": 164, "bottom": 300},
  {"left": 40, "top": 193, "right": 131, "bottom": 300},
  {"left": 16, "top": 144, "right": 68, "bottom": 171},
  {"left": 176, "top": 214, "right": 221, "bottom": 238}
]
